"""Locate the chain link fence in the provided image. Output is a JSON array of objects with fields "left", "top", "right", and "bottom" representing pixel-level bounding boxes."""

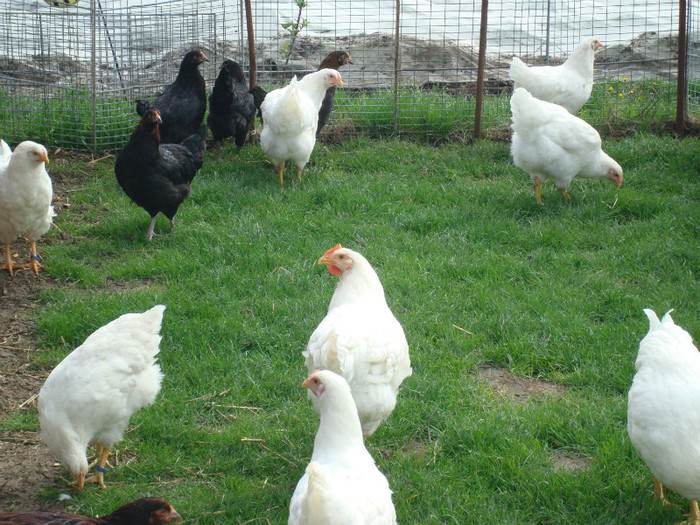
[{"left": 0, "top": 0, "right": 693, "bottom": 151}]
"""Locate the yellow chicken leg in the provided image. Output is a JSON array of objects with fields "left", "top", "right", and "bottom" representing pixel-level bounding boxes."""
[
  {"left": 84, "top": 444, "right": 111, "bottom": 489},
  {"left": 23, "top": 241, "right": 43, "bottom": 275},
  {"left": 558, "top": 188, "right": 572, "bottom": 201},
  {"left": 654, "top": 476, "right": 671, "bottom": 506},
  {"left": 534, "top": 177, "right": 543, "bottom": 205},
  {"left": 277, "top": 162, "right": 285, "bottom": 185},
  {"left": 1, "top": 243, "right": 17, "bottom": 276},
  {"left": 685, "top": 500, "right": 700, "bottom": 525},
  {"left": 295, "top": 165, "right": 302, "bottom": 182}
]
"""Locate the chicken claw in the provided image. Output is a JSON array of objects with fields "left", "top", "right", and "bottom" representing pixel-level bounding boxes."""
[
  {"left": 558, "top": 189, "right": 572, "bottom": 201},
  {"left": 84, "top": 444, "right": 112, "bottom": 489},
  {"left": 22, "top": 241, "right": 43, "bottom": 274},
  {"left": 2, "top": 243, "right": 18, "bottom": 276}
]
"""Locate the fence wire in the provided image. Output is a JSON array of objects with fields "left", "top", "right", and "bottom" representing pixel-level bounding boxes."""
[
  {"left": 0, "top": 0, "right": 690, "bottom": 151},
  {"left": 690, "top": 0, "right": 700, "bottom": 118}
]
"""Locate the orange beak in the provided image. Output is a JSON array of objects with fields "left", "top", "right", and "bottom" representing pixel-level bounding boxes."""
[
  {"left": 302, "top": 370, "right": 320, "bottom": 388},
  {"left": 40, "top": 151, "right": 49, "bottom": 165},
  {"left": 593, "top": 40, "right": 604, "bottom": 52}
]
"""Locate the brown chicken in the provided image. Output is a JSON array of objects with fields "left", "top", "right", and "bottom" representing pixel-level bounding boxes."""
[{"left": 0, "top": 497, "right": 182, "bottom": 525}]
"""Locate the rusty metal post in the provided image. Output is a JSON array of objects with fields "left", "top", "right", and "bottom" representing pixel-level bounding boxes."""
[
  {"left": 474, "top": 0, "right": 488, "bottom": 139},
  {"left": 244, "top": 0, "right": 257, "bottom": 138},
  {"left": 677, "top": 0, "right": 688, "bottom": 136},
  {"left": 393, "top": 0, "right": 400, "bottom": 135}
]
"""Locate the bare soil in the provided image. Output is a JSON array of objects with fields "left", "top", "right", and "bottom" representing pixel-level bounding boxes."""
[
  {"left": 0, "top": 153, "right": 86, "bottom": 512},
  {"left": 478, "top": 365, "right": 567, "bottom": 402},
  {"left": 0, "top": 266, "right": 63, "bottom": 511}
]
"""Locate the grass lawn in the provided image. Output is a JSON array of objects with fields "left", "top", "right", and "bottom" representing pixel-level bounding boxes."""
[{"left": 3, "top": 132, "right": 699, "bottom": 523}]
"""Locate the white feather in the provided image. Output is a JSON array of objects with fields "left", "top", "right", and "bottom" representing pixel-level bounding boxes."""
[
  {"left": 289, "top": 370, "right": 397, "bottom": 525},
  {"left": 38, "top": 305, "right": 166, "bottom": 482},
  {"left": 305, "top": 247, "right": 412, "bottom": 438},
  {"left": 508, "top": 37, "right": 602, "bottom": 114},
  {"left": 628, "top": 308, "right": 700, "bottom": 502}
]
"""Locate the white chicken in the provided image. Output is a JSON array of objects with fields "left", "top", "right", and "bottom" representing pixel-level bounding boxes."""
[
  {"left": 508, "top": 36, "right": 604, "bottom": 114},
  {"left": 38, "top": 305, "right": 166, "bottom": 489},
  {"left": 260, "top": 68, "right": 343, "bottom": 185},
  {"left": 289, "top": 370, "right": 397, "bottom": 525},
  {"left": 0, "top": 140, "right": 54, "bottom": 275},
  {"left": 304, "top": 244, "right": 412, "bottom": 439},
  {"left": 628, "top": 309, "right": 700, "bottom": 523},
  {"left": 510, "top": 87, "right": 623, "bottom": 205}
]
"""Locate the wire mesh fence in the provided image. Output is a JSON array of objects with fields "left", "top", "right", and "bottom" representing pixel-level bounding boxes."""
[
  {"left": 0, "top": 0, "right": 692, "bottom": 151},
  {"left": 690, "top": 0, "right": 700, "bottom": 118}
]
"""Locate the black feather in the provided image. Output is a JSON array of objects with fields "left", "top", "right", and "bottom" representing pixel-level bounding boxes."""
[
  {"left": 135, "top": 50, "right": 208, "bottom": 144},
  {"left": 115, "top": 109, "right": 206, "bottom": 238},
  {"left": 207, "top": 60, "right": 256, "bottom": 149}
]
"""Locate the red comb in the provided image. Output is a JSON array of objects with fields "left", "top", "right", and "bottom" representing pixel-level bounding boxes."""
[{"left": 324, "top": 244, "right": 342, "bottom": 257}]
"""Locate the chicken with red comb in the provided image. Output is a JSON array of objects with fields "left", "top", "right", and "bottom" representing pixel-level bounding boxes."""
[
  {"left": 0, "top": 140, "right": 54, "bottom": 275},
  {"left": 305, "top": 245, "right": 412, "bottom": 439}
]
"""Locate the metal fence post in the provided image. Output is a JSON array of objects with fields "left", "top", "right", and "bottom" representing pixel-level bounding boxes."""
[
  {"left": 91, "top": 0, "right": 97, "bottom": 153},
  {"left": 677, "top": 0, "right": 688, "bottom": 135},
  {"left": 474, "top": 0, "right": 488, "bottom": 139},
  {"left": 393, "top": 0, "right": 400, "bottom": 135}
]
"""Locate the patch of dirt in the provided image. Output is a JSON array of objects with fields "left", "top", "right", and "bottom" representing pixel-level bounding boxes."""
[
  {"left": 0, "top": 268, "right": 63, "bottom": 511},
  {"left": 0, "top": 152, "right": 86, "bottom": 511},
  {"left": 478, "top": 366, "right": 566, "bottom": 402},
  {"left": 548, "top": 449, "right": 592, "bottom": 473}
]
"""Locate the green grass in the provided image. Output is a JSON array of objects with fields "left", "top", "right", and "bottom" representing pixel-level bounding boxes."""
[
  {"left": 3, "top": 133, "right": 700, "bottom": 523},
  {"left": 0, "top": 79, "right": 679, "bottom": 151}
]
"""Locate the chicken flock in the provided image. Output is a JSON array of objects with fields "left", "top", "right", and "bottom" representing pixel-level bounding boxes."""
[{"left": 0, "top": 38, "right": 692, "bottom": 525}]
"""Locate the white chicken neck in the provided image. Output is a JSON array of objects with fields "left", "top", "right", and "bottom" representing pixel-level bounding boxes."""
[
  {"left": 328, "top": 253, "right": 388, "bottom": 311},
  {"left": 311, "top": 385, "right": 367, "bottom": 462}
]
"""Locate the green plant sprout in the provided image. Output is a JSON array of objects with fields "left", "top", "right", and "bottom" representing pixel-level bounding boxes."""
[{"left": 281, "top": 0, "right": 308, "bottom": 65}]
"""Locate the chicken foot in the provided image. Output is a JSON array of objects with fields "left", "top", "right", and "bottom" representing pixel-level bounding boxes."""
[
  {"left": 295, "top": 165, "right": 302, "bottom": 182},
  {"left": 558, "top": 189, "right": 572, "bottom": 201},
  {"left": 84, "top": 444, "right": 112, "bottom": 489},
  {"left": 1, "top": 243, "right": 18, "bottom": 276},
  {"left": 22, "top": 241, "right": 44, "bottom": 275}
]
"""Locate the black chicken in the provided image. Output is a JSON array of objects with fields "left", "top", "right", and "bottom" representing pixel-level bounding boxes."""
[
  {"left": 115, "top": 109, "right": 206, "bottom": 240},
  {"left": 136, "top": 50, "right": 209, "bottom": 144},
  {"left": 207, "top": 60, "right": 256, "bottom": 155},
  {"left": 0, "top": 497, "right": 182, "bottom": 525},
  {"left": 250, "top": 50, "right": 353, "bottom": 135}
]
